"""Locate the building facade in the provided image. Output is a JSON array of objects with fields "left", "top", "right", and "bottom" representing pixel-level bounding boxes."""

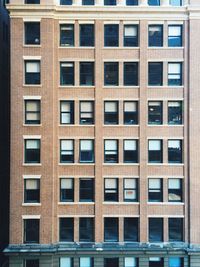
[
  {"left": 0, "top": 0, "right": 10, "bottom": 265},
  {"left": 5, "top": 0, "right": 200, "bottom": 266}
]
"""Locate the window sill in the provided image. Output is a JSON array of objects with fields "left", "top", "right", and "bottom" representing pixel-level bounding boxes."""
[
  {"left": 147, "top": 47, "right": 184, "bottom": 49},
  {"left": 147, "top": 202, "right": 184, "bottom": 205},
  {"left": 103, "top": 86, "right": 139, "bottom": 89},
  {"left": 59, "top": 124, "right": 95, "bottom": 127},
  {"left": 23, "top": 124, "right": 42, "bottom": 127},
  {"left": 22, "top": 203, "right": 41, "bottom": 206},
  {"left": 147, "top": 124, "right": 183, "bottom": 127},
  {"left": 59, "top": 85, "right": 95, "bottom": 89},
  {"left": 103, "top": 163, "right": 139, "bottom": 166},
  {"left": 147, "top": 86, "right": 184, "bottom": 89},
  {"left": 59, "top": 163, "right": 95, "bottom": 166},
  {"left": 23, "top": 45, "right": 41, "bottom": 48},
  {"left": 147, "top": 163, "right": 184, "bottom": 166},
  {"left": 58, "top": 202, "right": 94, "bottom": 205},
  {"left": 23, "top": 163, "right": 42, "bottom": 166},
  {"left": 103, "top": 124, "right": 139, "bottom": 127},
  {"left": 59, "top": 46, "right": 95, "bottom": 49},
  {"left": 103, "top": 202, "right": 139, "bottom": 205},
  {"left": 23, "top": 84, "right": 42, "bottom": 88}
]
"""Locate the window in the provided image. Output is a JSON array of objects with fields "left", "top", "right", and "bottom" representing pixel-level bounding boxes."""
[
  {"left": 124, "top": 258, "right": 138, "bottom": 267},
  {"left": 60, "top": 62, "right": 74, "bottom": 86},
  {"left": 25, "top": 0, "right": 40, "bottom": 4},
  {"left": 25, "top": 61, "right": 40, "bottom": 85},
  {"left": 170, "top": 0, "right": 182, "bottom": 6},
  {"left": 124, "top": 140, "right": 138, "bottom": 163},
  {"left": 60, "top": 178, "right": 74, "bottom": 202},
  {"left": 104, "top": 258, "right": 119, "bottom": 267},
  {"left": 168, "top": 218, "right": 183, "bottom": 241},
  {"left": 169, "top": 257, "right": 183, "bottom": 267},
  {"left": 80, "top": 24, "right": 94, "bottom": 47},
  {"left": 148, "top": 140, "right": 163, "bottom": 163},
  {"left": 124, "top": 101, "right": 138, "bottom": 125},
  {"left": 149, "top": 25, "right": 163, "bottom": 47},
  {"left": 148, "top": 101, "right": 162, "bottom": 125},
  {"left": 82, "top": 0, "right": 94, "bottom": 5},
  {"left": 104, "top": 25, "right": 119, "bottom": 47},
  {"left": 168, "top": 179, "right": 182, "bottom": 202},
  {"left": 104, "top": 62, "right": 119, "bottom": 86},
  {"left": 80, "top": 258, "right": 94, "bottom": 267},
  {"left": 148, "top": 179, "right": 163, "bottom": 202},
  {"left": 124, "top": 62, "right": 138, "bottom": 86},
  {"left": 104, "top": 0, "right": 116, "bottom": 5},
  {"left": 60, "top": 140, "right": 74, "bottom": 163},
  {"left": 60, "top": 0, "right": 72, "bottom": 5},
  {"left": 80, "top": 101, "right": 94, "bottom": 124},
  {"left": 168, "top": 25, "right": 182, "bottom": 47},
  {"left": 79, "top": 218, "right": 94, "bottom": 242},
  {"left": 24, "top": 179, "right": 40, "bottom": 203},
  {"left": 124, "top": 218, "right": 139, "bottom": 242},
  {"left": 25, "top": 139, "right": 40, "bottom": 164},
  {"left": 124, "top": 25, "right": 138, "bottom": 47},
  {"left": 148, "top": 62, "right": 163, "bottom": 86},
  {"left": 149, "top": 258, "right": 164, "bottom": 267},
  {"left": 126, "top": 0, "right": 138, "bottom": 5},
  {"left": 124, "top": 178, "right": 138, "bottom": 202},
  {"left": 24, "top": 219, "right": 39, "bottom": 243},
  {"left": 80, "top": 62, "right": 94, "bottom": 86},
  {"left": 25, "top": 22, "right": 40, "bottom": 45},
  {"left": 60, "top": 258, "right": 73, "bottom": 267},
  {"left": 60, "top": 101, "right": 74, "bottom": 124},
  {"left": 149, "top": 218, "right": 163, "bottom": 242},
  {"left": 25, "top": 100, "right": 41, "bottom": 125},
  {"left": 79, "top": 140, "right": 94, "bottom": 163},
  {"left": 104, "top": 140, "right": 118, "bottom": 163},
  {"left": 148, "top": 0, "right": 160, "bottom": 5},
  {"left": 168, "top": 101, "right": 183, "bottom": 125},
  {"left": 168, "top": 63, "right": 182, "bottom": 86},
  {"left": 104, "top": 101, "right": 119, "bottom": 125},
  {"left": 80, "top": 179, "right": 94, "bottom": 202},
  {"left": 104, "top": 178, "right": 118, "bottom": 202},
  {"left": 104, "top": 218, "right": 118, "bottom": 242},
  {"left": 60, "top": 24, "right": 74, "bottom": 47},
  {"left": 24, "top": 259, "right": 39, "bottom": 267},
  {"left": 168, "top": 140, "right": 183, "bottom": 163},
  {"left": 59, "top": 218, "right": 74, "bottom": 242}
]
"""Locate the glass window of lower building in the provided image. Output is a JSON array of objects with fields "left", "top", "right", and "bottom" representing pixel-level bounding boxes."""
[
  {"left": 60, "top": 101, "right": 74, "bottom": 125},
  {"left": 60, "top": 178, "right": 74, "bottom": 202},
  {"left": 104, "top": 101, "right": 119, "bottom": 125},
  {"left": 148, "top": 178, "right": 163, "bottom": 202},
  {"left": 80, "top": 258, "right": 94, "bottom": 267},
  {"left": 124, "top": 218, "right": 139, "bottom": 242},
  {"left": 169, "top": 257, "right": 183, "bottom": 267},
  {"left": 148, "top": 140, "right": 163, "bottom": 163},
  {"left": 148, "top": 0, "right": 160, "bottom": 5},
  {"left": 104, "top": 218, "right": 119, "bottom": 242},
  {"left": 59, "top": 218, "right": 74, "bottom": 242},
  {"left": 124, "top": 101, "right": 138, "bottom": 125},
  {"left": 24, "top": 179, "right": 40, "bottom": 203},
  {"left": 123, "top": 140, "right": 138, "bottom": 163},
  {"left": 170, "top": 0, "right": 182, "bottom": 6},
  {"left": 148, "top": 101, "right": 162, "bottom": 125},
  {"left": 24, "top": 219, "right": 39, "bottom": 243},
  {"left": 148, "top": 62, "right": 163, "bottom": 86},
  {"left": 126, "top": 0, "right": 138, "bottom": 5},
  {"left": 25, "top": 0, "right": 40, "bottom": 4},
  {"left": 104, "top": 24, "right": 119, "bottom": 46},
  {"left": 60, "top": 62, "right": 74, "bottom": 86},
  {"left": 124, "top": 257, "right": 138, "bottom": 267},
  {"left": 60, "top": 24, "right": 74, "bottom": 47},
  {"left": 124, "top": 62, "right": 138, "bottom": 86},
  {"left": 60, "top": 258, "right": 73, "bottom": 267},
  {"left": 80, "top": 101, "right": 94, "bottom": 124},
  {"left": 149, "top": 218, "right": 163, "bottom": 242},
  {"left": 149, "top": 257, "right": 164, "bottom": 267},
  {"left": 60, "top": 140, "right": 74, "bottom": 163},
  {"left": 104, "top": 62, "right": 119, "bottom": 86},
  {"left": 25, "top": 100, "right": 41, "bottom": 125},
  {"left": 168, "top": 178, "right": 182, "bottom": 202},
  {"left": 79, "top": 140, "right": 94, "bottom": 163},
  {"left": 168, "top": 25, "right": 182, "bottom": 47},
  {"left": 124, "top": 178, "right": 138, "bottom": 202},
  {"left": 168, "top": 101, "right": 183, "bottom": 125},
  {"left": 79, "top": 178, "right": 94, "bottom": 202},
  {"left": 124, "top": 25, "right": 138, "bottom": 47},
  {"left": 25, "top": 22, "right": 40, "bottom": 45},
  {"left": 104, "top": 258, "right": 119, "bottom": 267},
  {"left": 79, "top": 218, "right": 94, "bottom": 242},
  {"left": 168, "top": 63, "right": 182, "bottom": 86},
  {"left": 104, "top": 0, "right": 116, "bottom": 5},
  {"left": 104, "top": 178, "right": 118, "bottom": 202},
  {"left": 80, "top": 62, "right": 94, "bottom": 86},
  {"left": 80, "top": 24, "right": 94, "bottom": 47},
  {"left": 82, "top": 0, "right": 94, "bottom": 5},
  {"left": 104, "top": 140, "right": 118, "bottom": 163},
  {"left": 60, "top": 0, "right": 72, "bottom": 5},
  {"left": 168, "top": 218, "right": 183, "bottom": 241},
  {"left": 24, "top": 139, "right": 40, "bottom": 164},
  {"left": 24, "top": 259, "right": 39, "bottom": 267},
  {"left": 149, "top": 25, "right": 163, "bottom": 47},
  {"left": 168, "top": 140, "right": 183, "bottom": 163},
  {"left": 25, "top": 60, "right": 40, "bottom": 85}
]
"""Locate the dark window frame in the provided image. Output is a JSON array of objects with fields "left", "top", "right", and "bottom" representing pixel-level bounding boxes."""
[
  {"left": 123, "top": 62, "right": 138, "bottom": 86},
  {"left": 123, "top": 178, "right": 138, "bottom": 202},
  {"left": 124, "top": 218, "right": 139, "bottom": 242},
  {"left": 168, "top": 62, "right": 182, "bottom": 86},
  {"left": 25, "top": 100, "right": 41, "bottom": 125},
  {"left": 24, "top": 179, "right": 40, "bottom": 203},
  {"left": 60, "top": 100, "right": 74, "bottom": 125},
  {"left": 79, "top": 62, "right": 94, "bottom": 86},
  {"left": 104, "top": 178, "right": 119, "bottom": 202},
  {"left": 79, "top": 178, "right": 94, "bottom": 202},
  {"left": 149, "top": 218, "right": 163, "bottom": 242},
  {"left": 123, "top": 140, "right": 138, "bottom": 163},
  {"left": 60, "top": 139, "right": 74, "bottom": 163},
  {"left": 24, "top": 139, "right": 41, "bottom": 164},
  {"left": 60, "top": 62, "right": 74, "bottom": 86},
  {"left": 168, "top": 178, "right": 183, "bottom": 202},
  {"left": 148, "top": 24, "right": 163, "bottom": 47},
  {"left": 104, "top": 62, "right": 119, "bottom": 86},
  {"left": 168, "top": 25, "right": 182, "bottom": 47},
  {"left": 104, "top": 218, "right": 119, "bottom": 242},
  {"left": 79, "top": 139, "right": 94, "bottom": 163},
  {"left": 123, "top": 101, "right": 138, "bottom": 125},
  {"left": 59, "top": 218, "right": 74, "bottom": 242},
  {"left": 24, "top": 22, "right": 40, "bottom": 45},
  {"left": 60, "top": 24, "right": 74, "bottom": 47},
  {"left": 148, "top": 139, "right": 163, "bottom": 163},
  {"left": 148, "top": 178, "right": 163, "bottom": 202},
  {"left": 79, "top": 218, "right": 94, "bottom": 242},
  {"left": 104, "top": 139, "right": 119, "bottom": 163},
  {"left": 24, "top": 219, "right": 40, "bottom": 244},
  {"left": 168, "top": 101, "right": 183, "bottom": 125},
  {"left": 148, "top": 101, "right": 163, "bottom": 125},
  {"left": 60, "top": 178, "right": 74, "bottom": 202},
  {"left": 25, "top": 60, "right": 41, "bottom": 85},
  {"left": 80, "top": 101, "right": 94, "bottom": 125},
  {"left": 80, "top": 24, "right": 95, "bottom": 47},
  {"left": 168, "top": 139, "right": 183, "bottom": 164},
  {"left": 168, "top": 218, "right": 183, "bottom": 242},
  {"left": 104, "top": 101, "right": 119, "bottom": 125},
  {"left": 104, "top": 24, "right": 119, "bottom": 47},
  {"left": 124, "top": 24, "right": 138, "bottom": 47}
]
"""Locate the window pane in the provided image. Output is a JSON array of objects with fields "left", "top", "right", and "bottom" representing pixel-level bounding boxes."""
[
  {"left": 104, "top": 218, "right": 118, "bottom": 242},
  {"left": 124, "top": 258, "right": 137, "bottom": 267},
  {"left": 149, "top": 257, "right": 164, "bottom": 267},
  {"left": 124, "top": 218, "right": 138, "bottom": 242},
  {"left": 169, "top": 218, "right": 183, "bottom": 241},
  {"left": 148, "top": 140, "right": 162, "bottom": 163},
  {"left": 124, "top": 62, "right": 138, "bottom": 86},
  {"left": 126, "top": 0, "right": 138, "bottom": 5},
  {"left": 80, "top": 101, "right": 94, "bottom": 124},
  {"left": 148, "top": 101, "right": 162, "bottom": 125},
  {"left": 104, "top": 101, "right": 118, "bottom": 124},
  {"left": 148, "top": 0, "right": 160, "bottom": 5},
  {"left": 104, "top": 0, "right": 116, "bottom": 5},
  {"left": 168, "top": 101, "right": 183, "bottom": 125},
  {"left": 149, "top": 25, "right": 163, "bottom": 47},
  {"left": 25, "top": 140, "right": 40, "bottom": 163},
  {"left": 170, "top": 0, "right": 182, "bottom": 6},
  {"left": 60, "top": 0, "right": 72, "bottom": 5},
  {"left": 80, "top": 24, "right": 94, "bottom": 46},
  {"left": 80, "top": 62, "right": 94, "bottom": 86},
  {"left": 24, "top": 219, "right": 39, "bottom": 243},
  {"left": 168, "top": 25, "right": 182, "bottom": 47},
  {"left": 60, "top": 62, "right": 74, "bottom": 85},
  {"left": 124, "top": 101, "right": 138, "bottom": 125},
  {"left": 60, "top": 257, "right": 72, "bottom": 267},
  {"left": 80, "top": 140, "right": 94, "bottom": 163},
  {"left": 168, "top": 63, "right": 182, "bottom": 86},
  {"left": 104, "top": 25, "right": 119, "bottom": 47},
  {"left": 169, "top": 257, "right": 183, "bottom": 267},
  {"left": 60, "top": 24, "right": 74, "bottom": 46},
  {"left": 104, "top": 62, "right": 119, "bottom": 86},
  {"left": 79, "top": 218, "right": 94, "bottom": 242},
  {"left": 124, "top": 25, "right": 138, "bottom": 47},
  {"left": 59, "top": 218, "right": 74, "bottom": 241},
  {"left": 148, "top": 62, "right": 163, "bottom": 86},
  {"left": 168, "top": 140, "right": 182, "bottom": 163},
  {"left": 25, "top": 22, "right": 40, "bottom": 45},
  {"left": 104, "top": 258, "right": 119, "bottom": 267},
  {"left": 80, "top": 179, "right": 94, "bottom": 202},
  {"left": 82, "top": 0, "right": 94, "bottom": 5},
  {"left": 149, "top": 218, "right": 163, "bottom": 242},
  {"left": 25, "top": 61, "right": 40, "bottom": 85},
  {"left": 148, "top": 178, "right": 162, "bottom": 202},
  {"left": 25, "top": 259, "right": 39, "bottom": 267}
]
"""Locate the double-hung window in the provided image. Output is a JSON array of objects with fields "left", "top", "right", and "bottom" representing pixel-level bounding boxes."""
[
  {"left": 24, "top": 179, "right": 40, "bottom": 203},
  {"left": 123, "top": 140, "right": 138, "bottom": 163},
  {"left": 168, "top": 140, "right": 183, "bottom": 163},
  {"left": 24, "top": 219, "right": 39, "bottom": 243},
  {"left": 149, "top": 218, "right": 163, "bottom": 242},
  {"left": 104, "top": 101, "right": 118, "bottom": 125},
  {"left": 104, "top": 178, "right": 118, "bottom": 202},
  {"left": 168, "top": 101, "right": 183, "bottom": 125},
  {"left": 168, "top": 178, "right": 182, "bottom": 202},
  {"left": 80, "top": 24, "right": 94, "bottom": 47},
  {"left": 104, "top": 218, "right": 118, "bottom": 242},
  {"left": 80, "top": 179, "right": 94, "bottom": 202},
  {"left": 124, "top": 178, "right": 138, "bottom": 202},
  {"left": 60, "top": 101, "right": 74, "bottom": 124},
  {"left": 59, "top": 218, "right": 74, "bottom": 242},
  {"left": 25, "top": 100, "right": 41, "bottom": 125},
  {"left": 80, "top": 62, "right": 94, "bottom": 86},
  {"left": 148, "top": 101, "right": 162, "bottom": 125},
  {"left": 25, "top": 22, "right": 40, "bottom": 45},
  {"left": 124, "top": 101, "right": 138, "bottom": 125},
  {"left": 60, "top": 140, "right": 74, "bottom": 163},
  {"left": 148, "top": 62, "right": 163, "bottom": 86},
  {"left": 168, "top": 63, "right": 182, "bottom": 86},
  {"left": 124, "top": 218, "right": 139, "bottom": 242},
  {"left": 168, "top": 218, "right": 183, "bottom": 241},
  {"left": 104, "top": 25, "right": 119, "bottom": 47},
  {"left": 148, "top": 140, "right": 163, "bottom": 163},
  {"left": 79, "top": 218, "right": 94, "bottom": 242},
  {"left": 104, "top": 62, "right": 119, "bottom": 86},
  {"left": 79, "top": 140, "right": 94, "bottom": 163},
  {"left": 60, "top": 24, "right": 74, "bottom": 47},
  {"left": 124, "top": 25, "right": 138, "bottom": 47},
  {"left": 80, "top": 101, "right": 94, "bottom": 124},
  {"left": 104, "top": 140, "right": 118, "bottom": 163},
  {"left": 168, "top": 25, "right": 182, "bottom": 47},
  {"left": 25, "top": 61, "right": 40, "bottom": 85},
  {"left": 60, "top": 178, "right": 74, "bottom": 202},
  {"left": 60, "top": 62, "right": 74, "bottom": 86},
  {"left": 148, "top": 178, "right": 163, "bottom": 202},
  {"left": 149, "top": 25, "right": 163, "bottom": 47},
  {"left": 124, "top": 62, "right": 138, "bottom": 86},
  {"left": 25, "top": 139, "right": 40, "bottom": 164}
]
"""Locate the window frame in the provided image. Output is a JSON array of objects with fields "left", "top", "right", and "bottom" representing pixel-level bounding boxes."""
[
  {"left": 24, "top": 22, "right": 40, "bottom": 45},
  {"left": 80, "top": 101, "right": 94, "bottom": 125},
  {"left": 24, "top": 179, "right": 40, "bottom": 203},
  {"left": 148, "top": 62, "right": 163, "bottom": 86},
  {"left": 60, "top": 62, "right": 74, "bottom": 86},
  {"left": 148, "top": 101, "right": 163, "bottom": 125},
  {"left": 148, "top": 178, "right": 163, "bottom": 202},
  {"left": 60, "top": 24, "right": 74, "bottom": 47},
  {"left": 79, "top": 178, "right": 94, "bottom": 202},
  {"left": 168, "top": 25, "right": 182, "bottom": 47},
  {"left": 24, "top": 139, "right": 41, "bottom": 164},
  {"left": 104, "top": 62, "right": 119, "bottom": 86},
  {"left": 148, "top": 24, "right": 163, "bottom": 47},
  {"left": 104, "top": 139, "right": 119, "bottom": 163},
  {"left": 79, "top": 139, "right": 94, "bottom": 163},
  {"left": 168, "top": 178, "right": 183, "bottom": 202},
  {"left": 104, "top": 101, "right": 119, "bottom": 125},
  {"left": 23, "top": 219, "right": 40, "bottom": 244},
  {"left": 123, "top": 139, "right": 138, "bottom": 163},
  {"left": 123, "top": 178, "right": 138, "bottom": 202},
  {"left": 24, "top": 60, "right": 41, "bottom": 85},
  {"left": 59, "top": 217, "right": 74, "bottom": 242},
  {"left": 104, "top": 178, "right": 119, "bottom": 202},
  {"left": 79, "top": 24, "right": 95, "bottom": 47},
  {"left": 79, "top": 218, "right": 94, "bottom": 242},
  {"left": 123, "top": 62, "right": 138, "bottom": 86},
  {"left": 104, "top": 217, "right": 119, "bottom": 242},
  {"left": 148, "top": 139, "right": 163, "bottom": 164},
  {"left": 60, "top": 139, "right": 74, "bottom": 163},
  {"left": 25, "top": 99, "right": 41, "bottom": 125},
  {"left": 60, "top": 178, "right": 74, "bottom": 202},
  {"left": 60, "top": 100, "right": 74, "bottom": 125},
  {"left": 79, "top": 62, "right": 94, "bottom": 86},
  {"left": 123, "top": 24, "right": 138, "bottom": 47}
]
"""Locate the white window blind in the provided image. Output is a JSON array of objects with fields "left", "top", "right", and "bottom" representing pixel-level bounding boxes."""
[
  {"left": 61, "top": 25, "right": 73, "bottom": 31},
  {"left": 61, "top": 63, "right": 73, "bottom": 68},
  {"left": 26, "top": 179, "right": 39, "bottom": 190},
  {"left": 61, "top": 140, "right": 73, "bottom": 150},
  {"left": 105, "top": 140, "right": 117, "bottom": 150},
  {"left": 124, "top": 26, "right": 137, "bottom": 37},
  {"left": 60, "top": 257, "right": 71, "bottom": 267},
  {"left": 80, "top": 140, "right": 93, "bottom": 150},
  {"left": 168, "top": 63, "right": 181, "bottom": 74},
  {"left": 168, "top": 26, "right": 181, "bottom": 36},
  {"left": 149, "top": 140, "right": 161, "bottom": 151},
  {"left": 168, "top": 140, "right": 181, "bottom": 149},
  {"left": 125, "top": 257, "right": 137, "bottom": 267},
  {"left": 26, "top": 62, "right": 40, "bottom": 73},
  {"left": 26, "top": 140, "right": 40, "bottom": 149},
  {"left": 61, "top": 102, "right": 71, "bottom": 112},
  {"left": 169, "top": 257, "right": 182, "bottom": 267},
  {"left": 26, "top": 101, "right": 39, "bottom": 111},
  {"left": 149, "top": 179, "right": 161, "bottom": 189},
  {"left": 105, "top": 178, "right": 117, "bottom": 189},
  {"left": 105, "top": 102, "right": 117, "bottom": 112},
  {"left": 61, "top": 178, "right": 73, "bottom": 189},
  {"left": 124, "top": 140, "right": 137, "bottom": 150},
  {"left": 124, "top": 178, "right": 136, "bottom": 188},
  {"left": 169, "top": 179, "right": 181, "bottom": 189},
  {"left": 80, "top": 257, "right": 91, "bottom": 267},
  {"left": 81, "top": 102, "right": 93, "bottom": 112},
  {"left": 149, "top": 101, "right": 161, "bottom": 107},
  {"left": 168, "top": 102, "right": 181, "bottom": 107},
  {"left": 150, "top": 257, "right": 161, "bottom": 262},
  {"left": 124, "top": 102, "right": 137, "bottom": 112}
]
